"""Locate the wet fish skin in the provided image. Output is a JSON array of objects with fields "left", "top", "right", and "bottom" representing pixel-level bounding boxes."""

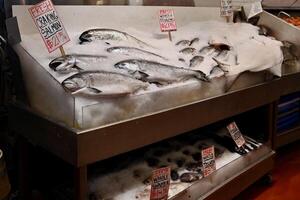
[
  {"left": 107, "top": 46, "right": 166, "bottom": 60},
  {"left": 176, "top": 40, "right": 190, "bottom": 46},
  {"left": 189, "top": 56, "right": 204, "bottom": 67},
  {"left": 114, "top": 59, "right": 209, "bottom": 84},
  {"left": 180, "top": 173, "right": 200, "bottom": 183},
  {"left": 179, "top": 47, "right": 197, "bottom": 55},
  {"left": 49, "top": 55, "right": 82, "bottom": 73},
  {"left": 190, "top": 37, "right": 200, "bottom": 46},
  {"left": 62, "top": 70, "right": 148, "bottom": 97},
  {"left": 49, "top": 55, "right": 107, "bottom": 74},
  {"left": 79, "top": 28, "right": 150, "bottom": 47}
]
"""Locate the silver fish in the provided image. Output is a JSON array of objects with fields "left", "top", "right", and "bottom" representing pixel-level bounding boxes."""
[
  {"left": 62, "top": 70, "right": 148, "bottom": 97},
  {"left": 176, "top": 40, "right": 191, "bottom": 47},
  {"left": 107, "top": 46, "right": 166, "bottom": 60},
  {"left": 49, "top": 55, "right": 107, "bottom": 74},
  {"left": 114, "top": 59, "right": 209, "bottom": 85},
  {"left": 189, "top": 56, "right": 204, "bottom": 68},
  {"left": 79, "top": 28, "right": 150, "bottom": 47},
  {"left": 190, "top": 38, "right": 200, "bottom": 46},
  {"left": 199, "top": 46, "right": 216, "bottom": 56},
  {"left": 180, "top": 47, "right": 197, "bottom": 55}
]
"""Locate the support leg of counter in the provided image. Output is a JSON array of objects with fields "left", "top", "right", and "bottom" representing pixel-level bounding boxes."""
[
  {"left": 75, "top": 165, "right": 88, "bottom": 200},
  {"left": 18, "top": 137, "right": 31, "bottom": 200}
]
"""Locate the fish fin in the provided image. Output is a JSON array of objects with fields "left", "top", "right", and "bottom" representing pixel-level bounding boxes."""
[
  {"left": 195, "top": 70, "right": 210, "bottom": 82},
  {"left": 74, "top": 65, "right": 83, "bottom": 71},
  {"left": 86, "top": 87, "right": 102, "bottom": 94},
  {"left": 133, "top": 71, "right": 149, "bottom": 81},
  {"left": 212, "top": 58, "right": 229, "bottom": 73}
]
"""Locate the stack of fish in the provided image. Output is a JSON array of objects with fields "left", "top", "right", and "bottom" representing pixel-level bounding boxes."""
[
  {"left": 47, "top": 21, "right": 283, "bottom": 98},
  {"left": 277, "top": 92, "right": 300, "bottom": 133}
]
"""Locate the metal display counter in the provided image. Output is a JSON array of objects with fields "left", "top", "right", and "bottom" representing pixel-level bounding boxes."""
[{"left": 9, "top": 78, "right": 279, "bottom": 200}]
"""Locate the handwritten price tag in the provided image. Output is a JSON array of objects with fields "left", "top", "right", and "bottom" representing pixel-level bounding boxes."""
[
  {"left": 159, "top": 9, "right": 177, "bottom": 32},
  {"left": 150, "top": 167, "right": 171, "bottom": 200},
  {"left": 202, "top": 146, "right": 216, "bottom": 177},
  {"left": 227, "top": 122, "right": 246, "bottom": 148},
  {"left": 28, "top": 0, "right": 70, "bottom": 53},
  {"left": 220, "top": 0, "right": 233, "bottom": 17}
]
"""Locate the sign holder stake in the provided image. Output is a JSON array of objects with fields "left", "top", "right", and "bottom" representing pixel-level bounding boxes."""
[
  {"left": 168, "top": 31, "right": 172, "bottom": 42},
  {"left": 59, "top": 46, "right": 66, "bottom": 56}
]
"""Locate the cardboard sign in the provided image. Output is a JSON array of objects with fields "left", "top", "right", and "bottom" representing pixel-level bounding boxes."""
[
  {"left": 227, "top": 122, "right": 246, "bottom": 148},
  {"left": 159, "top": 9, "right": 177, "bottom": 32},
  {"left": 220, "top": 0, "right": 233, "bottom": 17},
  {"left": 150, "top": 167, "right": 171, "bottom": 200},
  {"left": 29, "top": 0, "right": 70, "bottom": 53},
  {"left": 201, "top": 146, "right": 216, "bottom": 177}
]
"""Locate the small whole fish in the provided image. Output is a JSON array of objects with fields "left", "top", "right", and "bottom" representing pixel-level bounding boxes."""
[
  {"left": 189, "top": 56, "right": 204, "bottom": 68},
  {"left": 114, "top": 59, "right": 209, "bottom": 85},
  {"left": 62, "top": 70, "right": 148, "bottom": 97},
  {"left": 49, "top": 55, "right": 107, "bottom": 74},
  {"left": 107, "top": 46, "right": 166, "bottom": 60},
  {"left": 176, "top": 40, "right": 191, "bottom": 47},
  {"left": 190, "top": 37, "right": 200, "bottom": 46},
  {"left": 180, "top": 173, "right": 201, "bottom": 183},
  {"left": 79, "top": 28, "right": 150, "bottom": 47},
  {"left": 179, "top": 47, "right": 197, "bottom": 55}
]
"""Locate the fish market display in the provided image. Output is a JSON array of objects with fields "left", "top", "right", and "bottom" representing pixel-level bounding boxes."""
[
  {"left": 89, "top": 128, "right": 262, "bottom": 200},
  {"left": 43, "top": 21, "right": 283, "bottom": 98},
  {"left": 62, "top": 71, "right": 148, "bottom": 97}
]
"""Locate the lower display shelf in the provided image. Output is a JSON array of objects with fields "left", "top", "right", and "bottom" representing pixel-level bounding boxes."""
[
  {"left": 275, "top": 126, "right": 300, "bottom": 148},
  {"left": 88, "top": 136, "right": 273, "bottom": 200}
]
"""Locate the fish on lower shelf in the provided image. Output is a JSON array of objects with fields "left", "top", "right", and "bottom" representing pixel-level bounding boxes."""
[
  {"left": 114, "top": 59, "right": 209, "bottom": 85},
  {"left": 62, "top": 70, "right": 148, "bottom": 97}
]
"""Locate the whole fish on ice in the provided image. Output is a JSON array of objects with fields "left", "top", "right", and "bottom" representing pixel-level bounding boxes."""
[
  {"left": 107, "top": 46, "right": 166, "bottom": 60},
  {"left": 49, "top": 54, "right": 107, "bottom": 74},
  {"left": 79, "top": 28, "right": 150, "bottom": 47},
  {"left": 62, "top": 70, "right": 148, "bottom": 97},
  {"left": 114, "top": 59, "right": 209, "bottom": 85}
]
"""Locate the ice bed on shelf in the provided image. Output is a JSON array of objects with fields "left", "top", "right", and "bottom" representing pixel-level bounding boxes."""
[{"left": 11, "top": 6, "right": 298, "bottom": 130}]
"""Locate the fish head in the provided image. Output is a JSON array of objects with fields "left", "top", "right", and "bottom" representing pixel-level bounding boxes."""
[
  {"left": 115, "top": 60, "right": 139, "bottom": 72},
  {"left": 62, "top": 76, "right": 86, "bottom": 93},
  {"left": 79, "top": 31, "right": 93, "bottom": 43},
  {"left": 49, "top": 56, "right": 76, "bottom": 72}
]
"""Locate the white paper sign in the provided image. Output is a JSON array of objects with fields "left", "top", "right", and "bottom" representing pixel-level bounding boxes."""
[
  {"left": 227, "top": 122, "right": 246, "bottom": 148},
  {"left": 243, "top": 1, "right": 263, "bottom": 19},
  {"left": 28, "top": 0, "right": 70, "bottom": 53},
  {"left": 220, "top": 0, "right": 233, "bottom": 17},
  {"left": 159, "top": 9, "right": 177, "bottom": 32},
  {"left": 201, "top": 146, "right": 216, "bottom": 177}
]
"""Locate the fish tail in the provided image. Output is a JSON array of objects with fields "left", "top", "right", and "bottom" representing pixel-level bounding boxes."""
[{"left": 195, "top": 70, "right": 210, "bottom": 82}]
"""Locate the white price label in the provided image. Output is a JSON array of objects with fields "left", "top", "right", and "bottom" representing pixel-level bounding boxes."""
[
  {"left": 201, "top": 146, "right": 216, "bottom": 177},
  {"left": 227, "top": 122, "right": 246, "bottom": 148}
]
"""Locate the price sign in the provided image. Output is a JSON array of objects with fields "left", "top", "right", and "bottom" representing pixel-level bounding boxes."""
[
  {"left": 28, "top": 0, "right": 70, "bottom": 53},
  {"left": 159, "top": 9, "right": 177, "bottom": 32},
  {"left": 150, "top": 167, "right": 171, "bottom": 200},
  {"left": 202, "top": 146, "right": 216, "bottom": 177},
  {"left": 220, "top": 0, "right": 233, "bottom": 17},
  {"left": 227, "top": 122, "right": 246, "bottom": 148}
]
